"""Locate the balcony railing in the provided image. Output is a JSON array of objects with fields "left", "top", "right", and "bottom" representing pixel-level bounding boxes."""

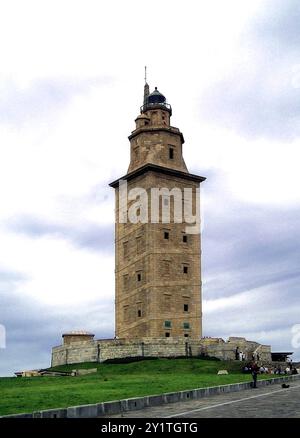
[{"left": 140, "top": 102, "right": 172, "bottom": 115}]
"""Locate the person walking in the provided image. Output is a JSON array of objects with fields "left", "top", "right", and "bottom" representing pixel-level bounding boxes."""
[{"left": 251, "top": 362, "right": 260, "bottom": 388}]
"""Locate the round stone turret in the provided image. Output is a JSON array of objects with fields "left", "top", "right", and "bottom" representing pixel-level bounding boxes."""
[
  {"left": 62, "top": 331, "right": 95, "bottom": 345},
  {"left": 135, "top": 113, "right": 150, "bottom": 129}
]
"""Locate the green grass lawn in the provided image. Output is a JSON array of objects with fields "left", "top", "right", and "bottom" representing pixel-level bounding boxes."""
[{"left": 0, "top": 358, "right": 278, "bottom": 416}]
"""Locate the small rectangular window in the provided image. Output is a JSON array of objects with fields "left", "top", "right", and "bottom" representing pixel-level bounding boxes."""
[
  {"left": 137, "top": 273, "right": 142, "bottom": 282},
  {"left": 165, "top": 332, "right": 170, "bottom": 337},
  {"left": 184, "top": 334, "right": 189, "bottom": 337},
  {"left": 182, "top": 235, "right": 188, "bottom": 243},
  {"left": 184, "top": 304, "right": 189, "bottom": 312},
  {"left": 164, "top": 231, "right": 169, "bottom": 240},
  {"left": 138, "top": 309, "right": 141, "bottom": 317},
  {"left": 169, "top": 147, "right": 174, "bottom": 159},
  {"left": 164, "top": 320, "right": 172, "bottom": 328},
  {"left": 183, "top": 266, "right": 188, "bottom": 274},
  {"left": 183, "top": 322, "right": 190, "bottom": 330}
]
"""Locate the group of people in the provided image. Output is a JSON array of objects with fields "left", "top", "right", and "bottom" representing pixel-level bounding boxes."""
[
  {"left": 235, "top": 347, "right": 247, "bottom": 361},
  {"left": 273, "top": 365, "right": 298, "bottom": 375},
  {"left": 235, "top": 347, "right": 260, "bottom": 362},
  {"left": 235, "top": 347, "right": 299, "bottom": 389},
  {"left": 242, "top": 362, "right": 262, "bottom": 374},
  {"left": 241, "top": 361, "right": 299, "bottom": 389},
  {"left": 238, "top": 351, "right": 246, "bottom": 361},
  {"left": 242, "top": 363, "right": 298, "bottom": 375}
]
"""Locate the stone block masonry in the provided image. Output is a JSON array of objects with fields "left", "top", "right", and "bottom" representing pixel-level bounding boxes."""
[
  {"left": 110, "top": 84, "right": 205, "bottom": 340},
  {"left": 51, "top": 336, "right": 272, "bottom": 367}
]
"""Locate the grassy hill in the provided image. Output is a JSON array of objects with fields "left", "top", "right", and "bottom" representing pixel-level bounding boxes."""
[{"left": 0, "top": 358, "right": 273, "bottom": 416}]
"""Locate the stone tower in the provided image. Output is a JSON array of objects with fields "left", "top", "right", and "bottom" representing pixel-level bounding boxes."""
[{"left": 109, "top": 82, "right": 205, "bottom": 340}]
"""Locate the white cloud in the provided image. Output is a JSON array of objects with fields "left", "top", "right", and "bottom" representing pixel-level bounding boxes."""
[
  {"left": 0, "top": 231, "right": 114, "bottom": 306},
  {"left": 198, "top": 128, "right": 300, "bottom": 205}
]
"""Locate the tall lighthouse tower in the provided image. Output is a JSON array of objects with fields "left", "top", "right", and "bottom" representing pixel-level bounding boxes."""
[{"left": 109, "top": 79, "right": 205, "bottom": 340}]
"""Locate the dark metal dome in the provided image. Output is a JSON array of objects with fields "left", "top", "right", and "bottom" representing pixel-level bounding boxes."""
[
  {"left": 141, "top": 86, "right": 172, "bottom": 115},
  {"left": 147, "top": 87, "right": 166, "bottom": 104}
]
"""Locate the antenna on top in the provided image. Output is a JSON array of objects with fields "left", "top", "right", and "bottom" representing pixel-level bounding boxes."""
[{"left": 143, "top": 66, "right": 150, "bottom": 107}]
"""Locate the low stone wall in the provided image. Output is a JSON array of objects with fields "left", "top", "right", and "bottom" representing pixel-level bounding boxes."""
[
  {"left": 51, "top": 336, "right": 272, "bottom": 367},
  {"left": 51, "top": 342, "right": 98, "bottom": 366},
  {"left": 52, "top": 338, "right": 203, "bottom": 367}
]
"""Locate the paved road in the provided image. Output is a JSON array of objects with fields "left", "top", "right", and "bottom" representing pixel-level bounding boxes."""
[{"left": 105, "top": 382, "right": 300, "bottom": 418}]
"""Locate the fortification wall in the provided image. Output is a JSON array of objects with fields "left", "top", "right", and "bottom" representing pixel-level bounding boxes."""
[
  {"left": 205, "top": 337, "right": 271, "bottom": 362},
  {"left": 51, "top": 336, "right": 272, "bottom": 367},
  {"left": 51, "top": 341, "right": 99, "bottom": 367},
  {"left": 52, "top": 338, "right": 203, "bottom": 367}
]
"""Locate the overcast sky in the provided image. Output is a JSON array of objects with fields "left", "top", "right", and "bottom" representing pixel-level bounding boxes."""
[{"left": 0, "top": 0, "right": 300, "bottom": 376}]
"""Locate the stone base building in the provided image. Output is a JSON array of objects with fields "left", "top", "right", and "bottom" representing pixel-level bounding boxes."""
[{"left": 51, "top": 333, "right": 272, "bottom": 367}]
